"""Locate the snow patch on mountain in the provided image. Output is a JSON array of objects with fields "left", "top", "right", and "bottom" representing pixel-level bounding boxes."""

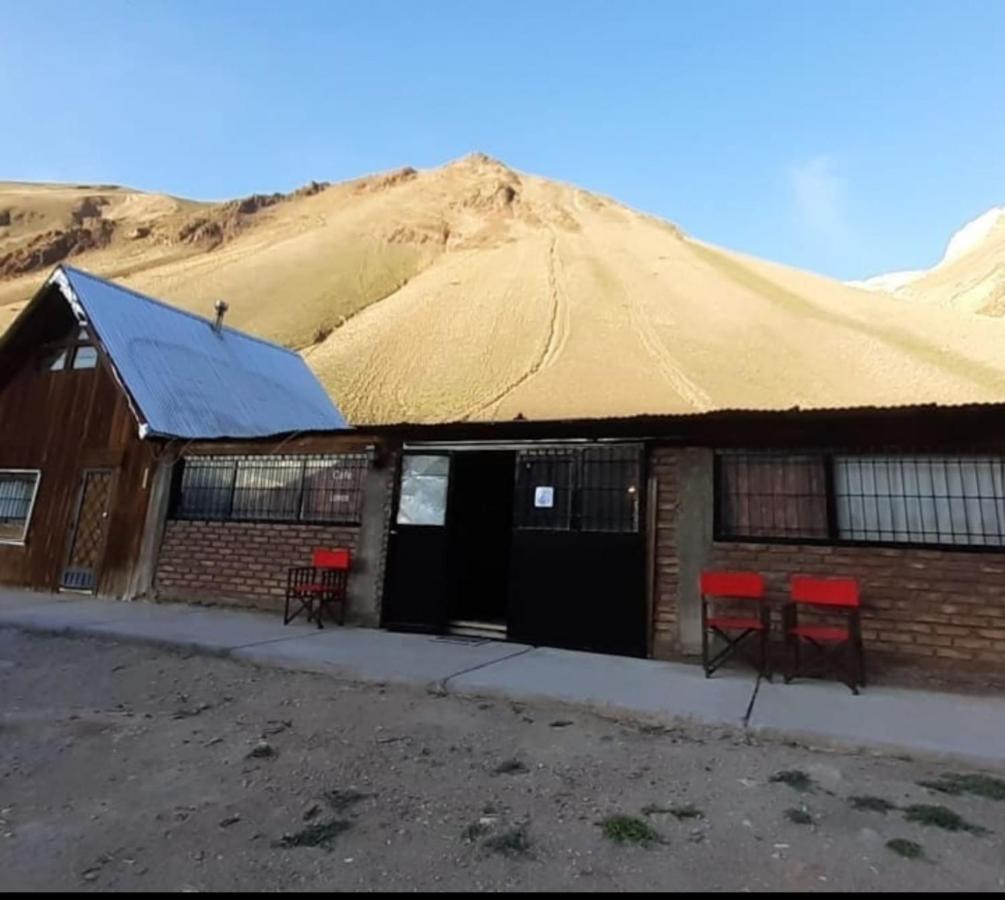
[{"left": 849, "top": 206, "right": 1005, "bottom": 293}]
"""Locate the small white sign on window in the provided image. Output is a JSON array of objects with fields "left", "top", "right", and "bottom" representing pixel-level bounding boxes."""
[{"left": 534, "top": 486, "right": 555, "bottom": 508}]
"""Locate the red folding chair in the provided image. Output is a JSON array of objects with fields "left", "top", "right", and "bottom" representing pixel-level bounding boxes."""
[
  {"left": 784, "top": 575, "right": 864, "bottom": 694},
  {"left": 700, "top": 571, "right": 769, "bottom": 678},
  {"left": 284, "top": 548, "right": 351, "bottom": 628}
]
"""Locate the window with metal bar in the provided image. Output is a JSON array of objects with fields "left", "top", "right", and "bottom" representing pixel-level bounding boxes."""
[
  {"left": 834, "top": 456, "right": 1005, "bottom": 546},
  {"left": 715, "top": 451, "right": 1005, "bottom": 549},
  {"left": 514, "top": 451, "right": 574, "bottom": 530},
  {"left": 717, "top": 452, "right": 829, "bottom": 540},
  {"left": 580, "top": 446, "right": 641, "bottom": 533},
  {"left": 0, "top": 470, "right": 41, "bottom": 543},
  {"left": 513, "top": 446, "right": 641, "bottom": 533},
  {"left": 173, "top": 454, "right": 368, "bottom": 524}
]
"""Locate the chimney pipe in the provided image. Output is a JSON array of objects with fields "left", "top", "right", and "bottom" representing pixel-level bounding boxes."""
[{"left": 213, "top": 299, "right": 229, "bottom": 333}]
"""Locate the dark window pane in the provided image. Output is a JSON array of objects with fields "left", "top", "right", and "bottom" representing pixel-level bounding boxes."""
[
  {"left": 579, "top": 446, "right": 641, "bottom": 533},
  {"left": 0, "top": 471, "right": 40, "bottom": 542},
  {"left": 175, "top": 454, "right": 367, "bottom": 524},
  {"left": 44, "top": 348, "right": 68, "bottom": 371},
  {"left": 178, "top": 459, "right": 236, "bottom": 519},
  {"left": 72, "top": 345, "right": 98, "bottom": 369},
  {"left": 514, "top": 451, "right": 573, "bottom": 530},
  {"left": 232, "top": 458, "right": 302, "bottom": 520},
  {"left": 303, "top": 457, "right": 368, "bottom": 523},
  {"left": 717, "top": 452, "right": 828, "bottom": 540}
]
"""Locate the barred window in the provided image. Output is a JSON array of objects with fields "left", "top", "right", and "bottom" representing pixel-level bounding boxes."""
[
  {"left": 173, "top": 454, "right": 368, "bottom": 524},
  {"left": 716, "top": 451, "right": 1005, "bottom": 549},
  {"left": 0, "top": 470, "right": 41, "bottom": 543},
  {"left": 514, "top": 452, "right": 574, "bottom": 530},
  {"left": 717, "top": 452, "right": 828, "bottom": 540},
  {"left": 231, "top": 458, "right": 303, "bottom": 520},
  {"left": 834, "top": 456, "right": 1005, "bottom": 547},
  {"left": 514, "top": 445, "right": 641, "bottom": 533},
  {"left": 580, "top": 446, "right": 640, "bottom": 533}
]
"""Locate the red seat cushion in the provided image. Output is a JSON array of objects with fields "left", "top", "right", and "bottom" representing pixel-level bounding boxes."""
[
  {"left": 789, "top": 624, "right": 850, "bottom": 642},
  {"left": 790, "top": 576, "right": 859, "bottom": 608},
  {"left": 313, "top": 548, "right": 351, "bottom": 570},
  {"left": 707, "top": 616, "right": 766, "bottom": 632},
  {"left": 701, "top": 570, "right": 765, "bottom": 599},
  {"left": 293, "top": 583, "right": 330, "bottom": 595}
]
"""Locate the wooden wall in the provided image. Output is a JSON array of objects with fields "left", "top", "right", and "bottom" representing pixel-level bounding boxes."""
[{"left": 0, "top": 288, "right": 155, "bottom": 597}]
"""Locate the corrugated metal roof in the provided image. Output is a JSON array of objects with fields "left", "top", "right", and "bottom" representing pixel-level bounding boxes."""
[
  {"left": 53, "top": 266, "right": 349, "bottom": 440},
  {"left": 369, "top": 400, "right": 1005, "bottom": 431}
]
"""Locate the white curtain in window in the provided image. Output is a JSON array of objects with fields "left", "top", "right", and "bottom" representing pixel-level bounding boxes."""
[{"left": 834, "top": 456, "right": 1005, "bottom": 545}]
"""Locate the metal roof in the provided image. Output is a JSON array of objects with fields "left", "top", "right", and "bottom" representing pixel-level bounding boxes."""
[{"left": 52, "top": 266, "right": 349, "bottom": 440}]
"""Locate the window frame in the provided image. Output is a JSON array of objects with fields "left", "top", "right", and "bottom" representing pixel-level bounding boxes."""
[
  {"left": 513, "top": 445, "right": 642, "bottom": 534},
  {"left": 0, "top": 468, "right": 42, "bottom": 545},
  {"left": 395, "top": 454, "right": 451, "bottom": 527},
  {"left": 70, "top": 344, "right": 99, "bottom": 370},
  {"left": 713, "top": 450, "right": 1005, "bottom": 553},
  {"left": 170, "top": 453, "right": 370, "bottom": 526},
  {"left": 38, "top": 326, "right": 100, "bottom": 374}
]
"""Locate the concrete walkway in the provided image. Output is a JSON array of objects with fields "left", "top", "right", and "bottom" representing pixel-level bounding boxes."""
[{"left": 2, "top": 589, "right": 1004, "bottom": 769}]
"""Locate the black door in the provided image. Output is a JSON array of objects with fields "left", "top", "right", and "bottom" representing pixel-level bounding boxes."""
[
  {"left": 446, "top": 451, "right": 514, "bottom": 625},
  {"left": 507, "top": 445, "right": 647, "bottom": 657},
  {"left": 381, "top": 453, "right": 452, "bottom": 632}
]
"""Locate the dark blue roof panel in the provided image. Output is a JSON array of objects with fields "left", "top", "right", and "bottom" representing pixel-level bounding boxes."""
[{"left": 54, "top": 266, "right": 349, "bottom": 440}]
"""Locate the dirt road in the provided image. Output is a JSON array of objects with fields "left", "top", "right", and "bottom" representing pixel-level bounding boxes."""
[{"left": 1, "top": 628, "right": 1003, "bottom": 891}]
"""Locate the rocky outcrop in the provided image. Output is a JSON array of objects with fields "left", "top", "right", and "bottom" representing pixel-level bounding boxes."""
[{"left": 0, "top": 219, "right": 116, "bottom": 277}]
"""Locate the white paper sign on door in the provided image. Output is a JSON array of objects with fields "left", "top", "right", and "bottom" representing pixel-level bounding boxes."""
[{"left": 534, "top": 486, "right": 555, "bottom": 508}]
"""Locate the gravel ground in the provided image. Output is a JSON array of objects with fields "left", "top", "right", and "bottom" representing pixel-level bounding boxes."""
[{"left": 1, "top": 627, "right": 1004, "bottom": 892}]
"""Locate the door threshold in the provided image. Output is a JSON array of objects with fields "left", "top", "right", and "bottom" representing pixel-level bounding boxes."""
[
  {"left": 58, "top": 587, "right": 95, "bottom": 596},
  {"left": 448, "top": 620, "right": 507, "bottom": 640}
]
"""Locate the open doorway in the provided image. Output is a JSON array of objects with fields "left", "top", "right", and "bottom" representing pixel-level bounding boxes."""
[{"left": 446, "top": 451, "right": 514, "bottom": 637}]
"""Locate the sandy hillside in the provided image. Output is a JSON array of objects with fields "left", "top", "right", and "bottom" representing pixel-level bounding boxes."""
[
  {"left": 4, "top": 156, "right": 1005, "bottom": 424},
  {"left": 853, "top": 207, "right": 1005, "bottom": 316}
]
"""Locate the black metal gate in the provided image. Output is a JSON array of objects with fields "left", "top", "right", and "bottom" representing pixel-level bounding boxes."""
[
  {"left": 382, "top": 443, "right": 647, "bottom": 657},
  {"left": 507, "top": 444, "right": 647, "bottom": 657}
]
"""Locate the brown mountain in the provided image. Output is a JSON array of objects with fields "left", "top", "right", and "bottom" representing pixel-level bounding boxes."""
[{"left": 3, "top": 155, "right": 1005, "bottom": 424}]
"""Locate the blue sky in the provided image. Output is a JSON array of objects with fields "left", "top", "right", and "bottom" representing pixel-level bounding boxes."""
[{"left": 2, "top": 1, "right": 1003, "bottom": 279}]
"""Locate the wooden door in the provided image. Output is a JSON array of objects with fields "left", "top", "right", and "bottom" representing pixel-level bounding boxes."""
[{"left": 61, "top": 469, "right": 115, "bottom": 592}]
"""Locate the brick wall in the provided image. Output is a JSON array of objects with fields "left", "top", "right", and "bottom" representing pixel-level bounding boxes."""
[
  {"left": 708, "top": 542, "right": 1005, "bottom": 669},
  {"left": 651, "top": 445, "right": 1005, "bottom": 670},
  {"left": 155, "top": 521, "right": 360, "bottom": 613}
]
